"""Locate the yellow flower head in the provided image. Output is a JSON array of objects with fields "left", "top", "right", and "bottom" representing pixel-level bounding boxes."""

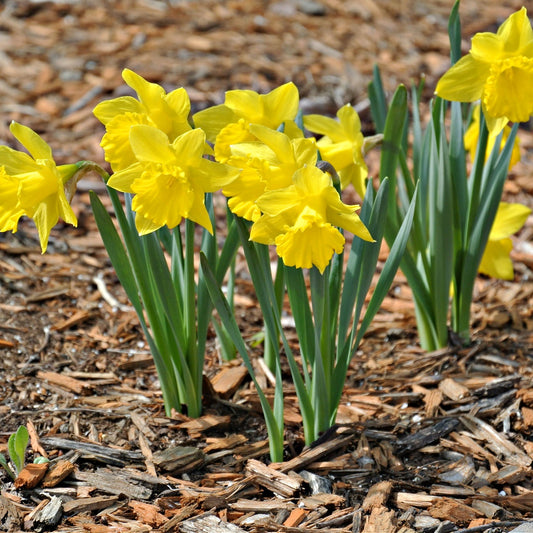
[
  {"left": 192, "top": 82, "right": 299, "bottom": 163},
  {"left": 250, "top": 165, "right": 373, "bottom": 273},
  {"left": 479, "top": 201, "right": 531, "bottom": 280},
  {"left": 222, "top": 125, "right": 318, "bottom": 221},
  {"left": 0, "top": 122, "right": 78, "bottom": 252},
  {"left": 435, "top": 8, "right": 533, "bottom": 135},
  {"left": 304, "top": 104, "right": 368, "bottom": 198},
  {"left": 464, "top": 105, "right": 521, "bottom": 168},
  {"left": 107, "top": 125, "right": 239, "bottom": 235},
  {"left": 93, "top": 69, "right": 192, "bottom": 171}
]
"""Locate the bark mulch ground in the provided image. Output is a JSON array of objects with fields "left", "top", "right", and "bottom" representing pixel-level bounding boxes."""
[{"left": 0, "top": 1, "right": 533, "bottom": 532}]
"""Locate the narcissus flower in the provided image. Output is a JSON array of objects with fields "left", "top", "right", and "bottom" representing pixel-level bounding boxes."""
[
  {"left": 304, "top": 104, "right": 368, "bottom": 198},
  {"left": 94, "top": 69, "right": 192, "bottom": 171},
  {"left": 0, "top": 122, "right": 78, "bottom": 252},
  {"left": 479, "top": 202, "right": 531, "bottom": 279},
  {"left": 464, "top": 105, "right": 521, "bottom": 168},
  {"left": 192, "top": 83, "right": 299, "bottom": 163},
  {"left": 222, "top": 125, "right": 318, "bottom": 221},
  {"left": 250, "top": 165, "right": 373, "bottom": 273},
  {"left": 107, "top": 125, "right": 239, "bottom": 235},
  {"left": 435, "top": 8, "right": 533, "bottom": 135}
]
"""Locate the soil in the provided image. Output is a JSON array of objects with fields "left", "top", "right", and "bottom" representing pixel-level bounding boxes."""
[{"left": 0, "top": 1, "right": 532, "bottom": 532}]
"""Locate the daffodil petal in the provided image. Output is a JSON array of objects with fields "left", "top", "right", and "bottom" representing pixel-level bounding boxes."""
[
  {"left": 171, "top": 128, "right": 206, "bottom": 166},
  {"left": 337, "top": 104, "right": 361, "bottom": 140},
  {"left": 129, "top": 125, "right": 175, "bottom": 163},
  {"left": 135, "top": 211, "right": 163, "bottom": 236},
  {"left": 164, "top": 87, "right": 191, "bottom": 118},
  {"left": 10, "top": 122, "right": 52, "bottom": 161},
  {"left": 479, "top": 238, "right": 514, "bottom": 279},
  {"left": 122, "top": 68, "right": 165, "bottom": 110},
  {"left": 0, "top": 146, "right": 40, "bottom": 175},
  {"left": 93, "top": 96, "right": 143, "bottom": 124},
  {"left": 489, "top": 202, "right": 531, "bottom": 240},
  {"left": 435, "top": 54, "right": 489, "bottom": 102},
  {"left": 497, "top": 7, "right": 533, "bottom": 53},
  {"left": 193, "top": 159, "right": 240, "bottom": 192},
  {"left": 193, "top": 104, "right": 238, "bottom": 142},
  {"left": 262, "top": 82, "right": 299, "bottom": 127},
  {"left": 107, "top": 163, "right": 142, "bottom": 193},
  {"left": 304, "top": 114, "right": 344, "bottom": 142},
  {"left": 248, "top": 124, "right": 293, "bottom": 163}
]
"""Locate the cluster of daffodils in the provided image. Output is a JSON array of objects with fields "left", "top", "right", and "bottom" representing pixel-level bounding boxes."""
[
  {"left": 0, "top": 6, "right": 530, "bottom": 312},
  {"left": 1, "top": 69, "right": 375, "bottom": 274}
]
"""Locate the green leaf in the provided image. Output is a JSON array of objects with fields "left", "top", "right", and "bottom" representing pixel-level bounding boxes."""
[
  {"left": 90, "top": 191, "right": 143, "bottom": 317},
  {"left": 368, "top": 65, "right": 388, "bottom": 133},
  {"left": 355, "top": 184, "right": 419, "bottom": 348},
  {"left": 91, "top": 189, "right": 181, "bottom": 414},
  {"left": 200, "top": 253, "right": 284, "bottom": 462},
  {"left": 448, "top": 0, "right": 462, "bottom": 66},
  {"left": 0, "top": 453, "right": 15, "bottom": 480},
  {"left": 380, "top": 85, "right": 408, "bottom": 233},
  {"left": 8, "top": 425, "right": 28, "bottom": 475}
]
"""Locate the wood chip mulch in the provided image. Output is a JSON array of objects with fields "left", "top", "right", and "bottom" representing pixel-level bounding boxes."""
[{"left": 1, "top": 1, "right": 533, "bottom": 532}]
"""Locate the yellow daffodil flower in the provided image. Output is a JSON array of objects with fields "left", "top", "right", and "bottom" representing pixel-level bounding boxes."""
[
  {"left": 464, "top": 105, "right": 521, "bottom": 168},
  {"left": 93, "top": 69, "right": 192, "bottom": 171},
  {"left": 192, "top": 82, "right": 299, "bottom": 163},
  {"left": 479, "top": 201, "right": 531, "bottom": 279},
  {"left": 0, "top": 122, "right": 78, "bottom": 252},
  {"left": 222, "top": 125, "right": 318, "bottom": 221},
  {"left": 435, "top": 7, "right": 533, "bottom": 135},
  {"left": 107, "top": 125, "right": 239, "bottom": 235},
  {"left": 250, "top": 165, "right": 373, "bottom": 273},
  {"left": 303, "top": 104, "right": 368, "bottom": 198}
]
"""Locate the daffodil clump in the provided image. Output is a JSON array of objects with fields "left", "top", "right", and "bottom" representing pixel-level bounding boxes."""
[
  {"left": 368, "top": 3, "right": 532, "bottom": 351},
  {"left": 0, "top": 1, "right": 531, "bottom": 461}
]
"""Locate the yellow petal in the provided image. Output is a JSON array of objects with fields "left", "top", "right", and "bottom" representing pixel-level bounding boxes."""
[
  {"left": 304, "top": 114, "right": 344, "bottom": 142},
  {"left": 93, "top": 96, "right": 143, "bottom": 125},
  {"left": 0, "top": 168, "right": 24, "bottom": 232},
  {"left": 225, "top": 90, "right": 262, "bottom": 122},
  {"left": 10, "top": 122, "right": 52, "bottom": 161},
  {"left": 0, "top": 146, "right": 40, "bottom": 175},
  {"left": 318, "top": 140, "right": 355, "bottom": 171},
  {"left": 122, "top": 69, "right": 165, "bottom": 110},
  {"left": 193, "top": 104, "right": 238, "bottom": 143},
  {"left": 337, "top": 104, "right": 362, "bottom": 142},
  {"left": 135, "top": 211, "right": 163, "bottom": 236},
  {"left": 497, "top": 7, "right": 533, "bottom": 54},
  {"left": 478, "top": 238, "right": 514, "bottom": 279},
  {"left": 192, "top": 159, "right": 240, "bottom": 192},
  {"left": 129, "top": 125, "right": 175, "bottom": 163},
  {"left": 249, "top": 213, "right": 286, "bottom": 245},
  {"left": 435, "top": 54, "right": 489, "bottom": 102},
  {"left": 470, "top": 33, "right": 504, "bottom": 62},
  {"left": 489, "top": 202, "right": 531, "bottom": 241},
  {"left": 248, "top": 124, "right": 293, "bottom": 163},
  {"left": 172, "top": 128, "right": 206, "bottom": 167},
  {"left": 107, "top": 163, "right": 142, "bottom": 193},
  {"left": 164, "top": 87, "right": 191, "bottom": 120},
  {"left": 262, "top": 82, "right": 299, "bottom": 127}
]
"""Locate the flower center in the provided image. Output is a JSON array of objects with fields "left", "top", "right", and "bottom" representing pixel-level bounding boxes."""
[{"left": 483, "top": 56, "right": 533, "bottom": 123}]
